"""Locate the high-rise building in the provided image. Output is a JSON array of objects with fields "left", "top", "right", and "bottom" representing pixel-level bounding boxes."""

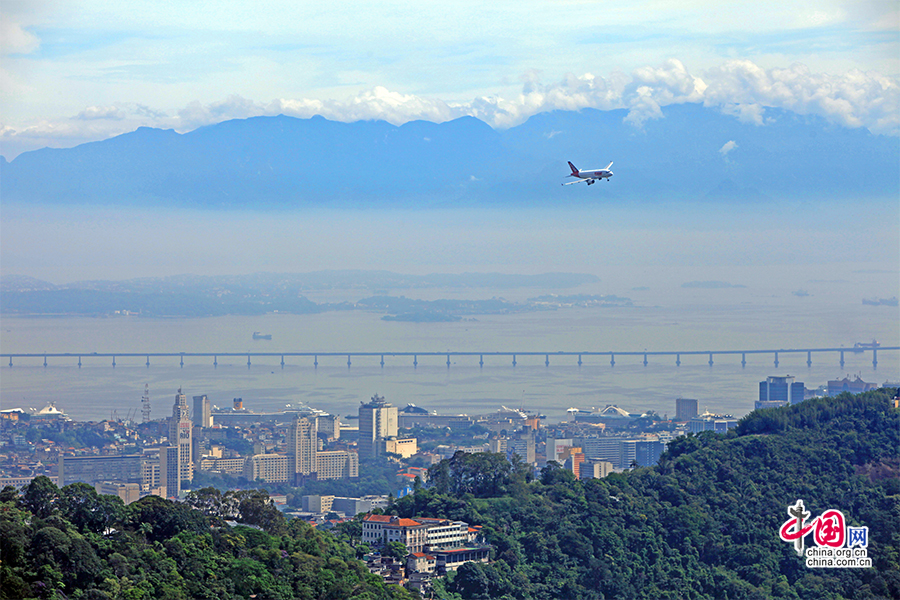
[
  {"left": 317, "top": 414, "right": 341, "bottom": 440},
  {"left": 758, "top": 376, "right": 805, "bottom": 410},
  {"left": 160, "top": 445, "right": 181, "bottom": 498},
  {"left": 561, "top": 447, "right": 585, "bottom": 478},
  {"left": 675, "top": 398, "right": 699, "bottom": 422},
  {"left": 243, "top": 454, "right": 290, "bottom": 483},
  {"left": 317, "top": 450, "right": 359, "bottom": 479},
  {"left": 193, "top": 395, "right": 212, "bottom": 428},
  {"left": 507, "top": 429, "right": 536, "bottom": 464},
  {"left": 59, "top": 454, "right": 143, "bottom": 486},
  {"left": 580, "top": 437, "right": 624, "bottom": 468},
  {"left": 358, "top": 394, "right": 398, "bottom": 460},
  {"left": 289, "top": 415, "right": 318, "bottom": 481},
  {"left": 168, "top": 389, "right": 193, "bottom": 485},
  {"left": 635, "top": 440, "right": 664, "bottom": 467}
]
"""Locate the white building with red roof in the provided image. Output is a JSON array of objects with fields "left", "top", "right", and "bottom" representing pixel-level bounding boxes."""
[{"left": 362, "top": 514, "right": 429, "bottom": 554}]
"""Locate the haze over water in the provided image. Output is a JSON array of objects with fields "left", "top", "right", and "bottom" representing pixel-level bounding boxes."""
[{"left": 2, "top": 202, "right": 898, "bottom": 422}]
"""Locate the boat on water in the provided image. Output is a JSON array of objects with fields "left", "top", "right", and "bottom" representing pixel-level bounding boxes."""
[
  {"left": 252, "top": 332, "right": 272, "bottom": 340},
  {"left": 852, "top": 339, "right": 879, "bottom": 352}
]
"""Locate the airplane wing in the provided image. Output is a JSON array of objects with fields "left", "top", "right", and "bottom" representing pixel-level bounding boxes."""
[{"left": 562, "top": 179, "right": 592, "bottom": 186}]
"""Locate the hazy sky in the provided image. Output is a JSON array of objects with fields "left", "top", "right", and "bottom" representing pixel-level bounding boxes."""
[{"left": 1, "top": 0, "right": 898, "bottom": 158}]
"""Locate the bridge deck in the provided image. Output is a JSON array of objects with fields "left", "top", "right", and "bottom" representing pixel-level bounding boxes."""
[{"left": 2, "top": 346, "right": 895, "bottom": 369}]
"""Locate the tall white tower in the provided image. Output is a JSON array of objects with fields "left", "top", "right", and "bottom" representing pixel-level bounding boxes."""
[
  {"left": 168, "top": 388, "right": 193, "bottom": 485},
  {"left": 358, "top": 393, "right": 398, "bottom": 460},
  {"left": 289, "top": 415, "right": 318, "bottom": 483}
]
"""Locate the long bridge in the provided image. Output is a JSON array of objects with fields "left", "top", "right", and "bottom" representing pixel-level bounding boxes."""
[{"left": 1, "top": 346, "right": 895, "bottom": 369}]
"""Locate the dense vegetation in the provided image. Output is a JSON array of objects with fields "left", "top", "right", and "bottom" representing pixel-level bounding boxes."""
[
  {"left": 391, "top": 389, "right": 899, "bottom": 599},
  {"left": 0, "top": 482, "right": 416, "bottom": 600}
]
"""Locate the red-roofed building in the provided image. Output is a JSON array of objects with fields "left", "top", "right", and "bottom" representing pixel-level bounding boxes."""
[
  {"left": 363, "top": 514, "right": 428, "bottom": 553},
  {"left": 407, "top": 552, "right": 436, "bottom": 574}
]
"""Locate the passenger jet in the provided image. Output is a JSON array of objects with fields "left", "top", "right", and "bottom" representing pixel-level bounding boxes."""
[{"left": 562, "top": 161, "right": 613, "bottom": 186}]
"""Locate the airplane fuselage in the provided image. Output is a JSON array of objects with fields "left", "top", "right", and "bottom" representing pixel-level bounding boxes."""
[
  {"left": 563, "top": 160, "right": 614, "bottom": 186},
  {"left": 577, "top": 169, "right": 612, "bottom": 180}
]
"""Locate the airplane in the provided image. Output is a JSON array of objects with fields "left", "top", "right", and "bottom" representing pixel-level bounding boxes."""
[{"left": 562, "top": 161, "right": 613, "bottom": 186}]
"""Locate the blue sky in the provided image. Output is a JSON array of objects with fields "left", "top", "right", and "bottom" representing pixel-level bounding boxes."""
[{"left": 1, "top": 0, "right": 898, "bottom": 158}]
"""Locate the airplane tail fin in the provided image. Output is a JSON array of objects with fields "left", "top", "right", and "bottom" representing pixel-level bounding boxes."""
[
  {"left": 605, "top": 161, "right": 613, "bottom": 170},
  {"left": 568, "top": 161, "right": 579, "bottom": 176}
]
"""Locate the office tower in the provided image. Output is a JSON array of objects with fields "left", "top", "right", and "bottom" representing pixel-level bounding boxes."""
[
  {"left": 758, "top": 376, "right": 805, "bottom": 410},
  {"left": 243, "top": 454, "right": 290, "bottom": 483},
  {"left": 59, "top": 454, "right": 143, "bottom": 486},
  {"left": 675, "top": 398, "right": 699, "bottom": 422},
  {"left": 168, "top": 389, "right": 193, "bottom": 484},
  {"left": 316, "top": 450, "right": 359, "bottom": 479},
  {"left": 507, "top": 429, "right": 536, "bottom": 464},
  {"left": 635, "top": 440, "right": 664, "bottom": 467},
  {"left": 317, "top": 413, "right": 341, "bottom": 440},
  {"left": 358, "top": 394, "right": 398, "bottom": 460},
  {"left": 289, "top": 415, "right": 318, "bottom": 480},
  {"left": 160, "top": 445, "right": 182, "bottom": 498},
  {"left": 193, "top": 394, "right": 212, "bottom": 428}
]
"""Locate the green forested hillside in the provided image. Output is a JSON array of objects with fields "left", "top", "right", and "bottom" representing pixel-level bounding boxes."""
[
  {"left": 394, "top": 389, "right": 899, "bottom": 599},
  {"left": 0, "top": 484, "right": 415, "bottom": 600}
]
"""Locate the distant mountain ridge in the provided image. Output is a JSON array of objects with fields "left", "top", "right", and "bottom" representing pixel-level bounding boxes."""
[
  {"left": 0, "top": 270, "right": 604, "bottom": 317},
  {"left": 2, "top": 104, "right": 897, "bottom": 206},
  {"left": 0, "top": 270, "right": 598, "bottom": 293}
]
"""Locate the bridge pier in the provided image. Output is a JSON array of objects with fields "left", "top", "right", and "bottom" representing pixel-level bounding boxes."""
[
  {"left": 314, "top": 355, "right": 318, "bottom": 368},
  {"left": 545, "top": 355, "right": 550, "bottom": 367},
  {"left": 610, "top": 354, "right": 615, "bottom": 367},
  {"left": 43, "top": 355, "right": 47, "bottom": 367},
  {"left": 247, "top": 354, "right": 251, "bottom": 369},
  {"left": 741, "top": 353, "right": 746, "bottom": 368},
  {"left": 512, "top": 355, "right": 516, "bottom": 367},
  {"left": 873, "top": 349, "right": 877, "bottom": 369},
  {"left": 708, "top": 353, "right": 713, "bottom": 367},
  {"left": 413, "top": 355, "right": 418, "bottom": 368},
  {"left": 840, "top": 350, "right": 844, "bottom": 368},
  {"left": 676, "top": 354, "right": 680, "bottom": 366},
  {"left": 7, "top": 357, "right": 11, "bottom": 367},
  {"left": 214, "top": 356, "right": 218, "bottom": 368},
  {"left": 643, "top": 353, "right": 648, "bottom": 367},
  {"left": 112, "top": 356, "right": 116, "bottom": 368},
  {"left": 447, "top": 354, "right": 451, "bottom": 368},
  {"left": 807, "top": 351, "right": 812, "bottom": 367},
  {"left": 78, "top": 357, "right": 81, "bottom": 368},
  {"left": 381, "top": 355, "right": 385, "bottom": 368},
  {"left": 281, "top": 355, "right": 285, "bottom": 368},
  {"left": 774, "top": 352, "right": 779, "bottom": 368},
  {"left": 347, "top": 355, "right": 352, "bottom": 368},
  {"left": 578, "top": 354, "right": 582, "bottom": 367},
  {"left": 146, "top": 356, "right": 150, "bottom": 367},
  {"left": 479, "top": 354, "right": 484, "bottom": 368}
]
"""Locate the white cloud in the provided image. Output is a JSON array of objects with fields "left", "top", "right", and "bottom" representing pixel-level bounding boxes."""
[
  {"left": 719, "top": 140, "right": 738, "bottom": 155},
  {"left": 0, "top": 18, "right": 40, "bottom": 55},
  {"left": 701, "top": 60, "right": 900, "bottom": 134},
  {"left": 76, "top": 106, "right": 124, "bottom": 120}
]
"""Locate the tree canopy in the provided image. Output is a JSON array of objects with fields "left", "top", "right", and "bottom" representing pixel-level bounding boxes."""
[
  {"left": 406, "top": 389, "right": 900, "bottom": 599},
  {"left": 1, "top": 480, "right": 417, "bottom": 600}
]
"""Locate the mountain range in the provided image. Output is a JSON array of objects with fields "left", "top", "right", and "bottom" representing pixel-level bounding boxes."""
[{"left": 2, "top": 104, "right": 897, "bottom": 207}]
